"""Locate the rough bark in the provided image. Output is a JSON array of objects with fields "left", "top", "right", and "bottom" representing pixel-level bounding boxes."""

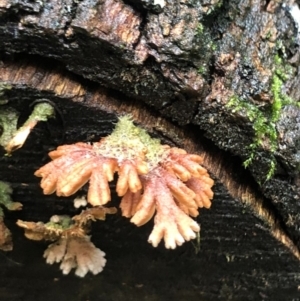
[{"left": 0, "top": 0, "right": 300, "bottom": 300}]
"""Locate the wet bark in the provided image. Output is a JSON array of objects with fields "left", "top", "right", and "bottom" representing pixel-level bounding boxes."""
[{"left": 0, "top": 0, "right": 300, "bottom": 300}]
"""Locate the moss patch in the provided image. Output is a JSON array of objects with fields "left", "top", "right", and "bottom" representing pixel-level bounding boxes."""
[
  {"left": 226, "top": 55, "right": 299, "bottom": 181},
  {"left": 95, "top": 115, "right": 167, "bottom": 169}
]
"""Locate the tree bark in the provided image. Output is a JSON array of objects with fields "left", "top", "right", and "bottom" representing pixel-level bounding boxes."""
[{"left": 0, "top": 0, "right": 300, "bottom": 300}]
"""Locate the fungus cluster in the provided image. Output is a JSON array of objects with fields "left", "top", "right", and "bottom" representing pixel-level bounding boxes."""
[
  {"left": 16, "top": 115, "right": 214, "bottom": 277},
  {"left": 35, "top": 116, "right": 214, "bottom": 249}
]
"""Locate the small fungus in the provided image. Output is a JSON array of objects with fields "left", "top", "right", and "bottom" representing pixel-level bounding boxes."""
[{"left": 17, "top": 206, "right": 116, "bottom": 277}]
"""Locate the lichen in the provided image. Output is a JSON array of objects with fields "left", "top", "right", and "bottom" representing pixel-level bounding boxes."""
[
  {"left": 0, "top": 181, "right": 22, "bottom": 251},
  {"left": 4, "top": 101, "right": 55, "bottom": 154},
  {"left": 0, "top": 107, "right": 19, "bottom": 149},
  {"left": 26, "top": 102, "right": 55, "bottom": 123},
  {"left": 0, "top": 181, "right": 22, "bottom": 216}
]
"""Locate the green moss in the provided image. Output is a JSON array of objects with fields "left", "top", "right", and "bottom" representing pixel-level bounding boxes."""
[
  {"left": 198, "top": 65, "right": 207, "bottom": 75},
  {"left": 227, "top": 95, "right": 278, "bottom": 180},
  {"left": 272, "top": 55, "right": 299, "bottom": 109},
  {"left": 194, "top": 20, "right": 218, "bottom": 75},
  {"left": 95, "top": 115, "right": 167, "bottom": 169},
  {"left": 226, "top": 54, "right": 299, "bottom": 181},
  {"left": 197, "top": 23, "right": 204, "bottom": 35}
]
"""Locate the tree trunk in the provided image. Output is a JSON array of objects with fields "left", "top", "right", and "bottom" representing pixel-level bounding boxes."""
[{"left": 0, "top": 0, "right": 300, "bottom": 300}]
